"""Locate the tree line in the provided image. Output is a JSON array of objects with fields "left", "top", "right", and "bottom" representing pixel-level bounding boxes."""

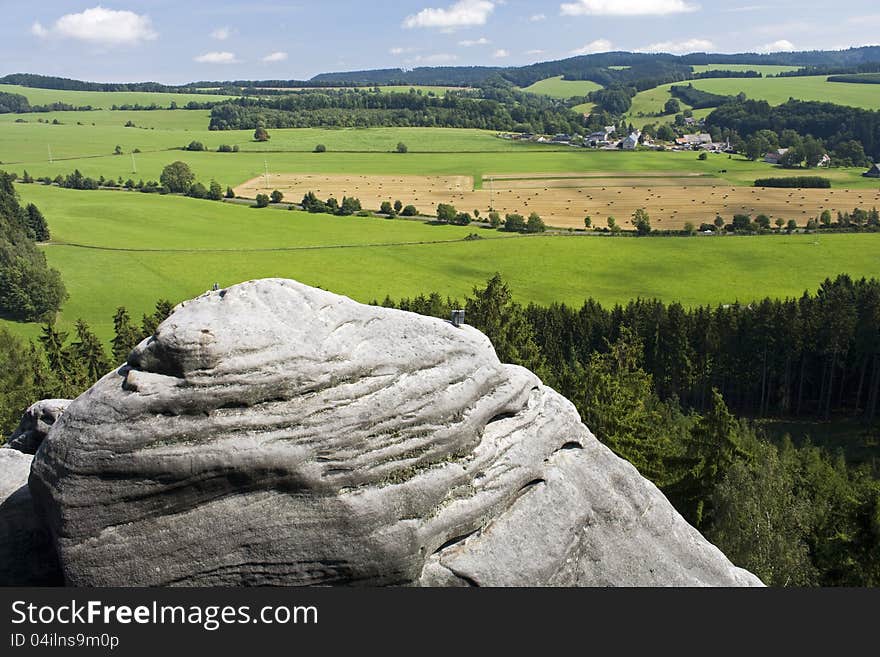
[
  {"left": 0, "top": 91, "right": 93, "bottom": 114},
  {"left": 707, "top": 98, "right": 880, "bottom": 161},
  {"left": 0, "top": 172, "right": 65, "bottom": 321},
  {"left": 379, "top": 273, "right": 880, "bottom": 424},
  {"left": 208, "top": 86, "right": 584, "bottom": 135}
]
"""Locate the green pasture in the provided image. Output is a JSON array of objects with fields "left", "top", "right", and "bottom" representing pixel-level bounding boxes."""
[
  {"left": 0, "top": 109, "right": 212, "bottom": 131},
  {"left": 521, "top": 76, "right": 602, "bottom": 99},
  {"left": 690, "top": 64, "right": 803, "bottom": 76},
  {"left": 4, "top": 184, "right": 879, "bottom": 347},
  {"left": 571, "top": 101, "right": 596, "bottom": 115},
  {"left": 6, "top": 145, "right": 877, "bottom": 193},
  {"left": 629, "top": 75, "right": 880, "bottom": 127},
  {"left": 627, "top": 84, "right": 714, "bottom": 127},
  {"left": 0, "top": 122, "right": 568, "bottom": 176},
  {"left": 688, "top": 75, "right": 880, "bottom": 110},
  {"left": 0, "top": 84, "right": 235, "bottom": 108}
]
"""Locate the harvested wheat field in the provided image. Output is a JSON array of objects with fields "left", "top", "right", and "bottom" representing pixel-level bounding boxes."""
[{"left": 236, "top": 173, "right": 880, "bottom": 229}]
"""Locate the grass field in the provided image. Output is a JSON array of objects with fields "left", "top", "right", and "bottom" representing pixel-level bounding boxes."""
[
  {"left": 688, "top": 75, "right": 880, "bottom": 109},
  {"left": 628, "top": 74, "right": 880, "bottom": 127},
  {"left": 4, "top": 121, "right": 876, "bottom": 193},
  {"left": 691, "top": 64, "right": 803, "bottom": 76},
  {"left": 0, "top": 122, "right": 569, "bottom": 173},
  {"left": 0, "top": 84, "right": 235, "bottom": 108},
  {"left": 522, "top": 76, "right": 602, "bottom": 99},
  {"left": 4, "top": 183, "right": 879, "bottom": 347}
]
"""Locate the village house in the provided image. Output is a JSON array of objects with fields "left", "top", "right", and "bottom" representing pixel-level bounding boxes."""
[
  {"left": 586, "top": 126, "right": 615, "bottom": 147},
  {"left": 674, "top": 133, "right": 712, "bottom": 149},
  {"left": 818, "top": 153, "right": 832, "bottom": 168},
  {"left": 864, "top": 162, "right": 880, "bottom": 178},
  {"left": 764, "top": 148, "right": 789, "bottom": 165},
  {"left": 622, "top": 130, "right": 641, "bottom": 150}
]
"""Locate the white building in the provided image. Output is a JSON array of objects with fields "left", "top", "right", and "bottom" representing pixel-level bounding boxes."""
[{"left": 622, "top": 130, "right": 641, "bottom": 150}]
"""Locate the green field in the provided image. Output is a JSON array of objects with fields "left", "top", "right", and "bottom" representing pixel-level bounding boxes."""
[
  {"left": 691, "top": 64, "right": 803, "bottom": 76},
  {"left": 627, "top": 85, "right": 714, "bottom": 127},
  {"left": 0, "top": 84, "right": 235, "bottom": 108},
  {"left": 571, "top": 101, "right": 596, "bottom": 115},
  {"left": 628, "top": 74, "right": 880, "bottom": 127},
  {"left": 688, "top": 75, "right": 880, "bottom": 109},
  {"left": 4, "top": 183, "right": 879, "bottom": 347},
  {"left": 10, "top": 144, "right": 879, "bottom": 193},
  {"left": 522, "top": 76, "right": 602, "bottom": 99}
]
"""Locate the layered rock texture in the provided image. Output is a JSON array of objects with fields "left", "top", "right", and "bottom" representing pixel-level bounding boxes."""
[{"left": 6, "top": 279, "right": 760, "bottom": 586}]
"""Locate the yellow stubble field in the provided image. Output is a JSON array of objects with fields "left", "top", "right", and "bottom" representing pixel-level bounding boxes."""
[{"left": 235, "top": 173, "right": 880, "bottom": 229}]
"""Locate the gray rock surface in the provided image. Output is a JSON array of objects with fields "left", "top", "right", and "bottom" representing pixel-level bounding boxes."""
[
  {"left": 0, "top": 449, "right": 62, "bottom": 585},
  {"left": 6, "top": 399, "right": 71, "bottom": 454},
  {"left": 29, "top": 278, "right": 761, "bottom": 587}
]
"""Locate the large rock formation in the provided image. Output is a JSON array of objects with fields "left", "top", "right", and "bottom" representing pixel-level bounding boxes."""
[{"left": 19, "top": 278, "right": 759, "bottom": 587}]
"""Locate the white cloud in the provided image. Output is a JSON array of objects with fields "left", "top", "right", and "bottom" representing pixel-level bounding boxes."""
[
  {"left": 570, "top": 38, "right": 613, "bottom": 55},
  {"left": 525, "top": 48, "right": 545, "bottom": 55},
  {"left": 459, "top": 37, "right": 490, "bottom": 46},
  {"left": 640, "top": 38, "right": 713, "bottom": 54},
  {"left": 561, "top": 0, "right": 698, "bottom": 16},
  {"left": 493, "top": 48, "right": 510, "bottom": 58},
  {"left": 262, "top": 51, "right": 288, "bottom": 63},
  {"left": 529, "top": 13, "right": 547, "bottom": 21},
  {"left": 194, "top": 51, "right": 240, "bottom": 64},
  {"left": 403, "top": 0, "right": 495, "bottom": 29},
  {"left": 211, "top": 27, "right": 231, "bottom": 40},
  {"left": 31, "top": 6, "right": 158, "bottom": 47},
  {"left": 406, "top": 53, "right": 459, "bottom": 65},
  {"left": 757, "top": 39, "right": 796, "bottom": 53}
]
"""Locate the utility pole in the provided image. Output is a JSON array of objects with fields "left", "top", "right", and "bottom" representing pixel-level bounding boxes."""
[
  {"left": 264, "top": 160, "right": 270, "bottom": 190},
  {"left": 48, "top": 145, "right": 53, "bottom": 164},
  {"left": 131, "top": 152, "right": 137, "bottom": 174}
]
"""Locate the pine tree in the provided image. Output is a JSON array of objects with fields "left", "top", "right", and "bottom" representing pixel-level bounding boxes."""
[
  {"left": 71, "top": 320, "right": 110, "bottom": 383},
  {"left": 25, "top": 204, "right": 50, "bottom": 242},
  {"left": 112, "top": 307, "right": 141, "bottom": 363},
  {"left": 465, "top": 274, "right": 546, "bottom": 378}
]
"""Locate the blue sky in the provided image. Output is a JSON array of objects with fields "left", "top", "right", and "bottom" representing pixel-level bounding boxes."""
[{"left": 2, "top": 1, "right": 879, "bottom": 84}]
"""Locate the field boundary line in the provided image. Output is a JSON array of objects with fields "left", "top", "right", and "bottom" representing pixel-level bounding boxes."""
[{"left": 43, "top": 235, "right": 518, "bottom": 254}]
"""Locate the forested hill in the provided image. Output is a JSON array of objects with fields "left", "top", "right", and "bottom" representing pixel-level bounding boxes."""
[
  {"left": 6, "top": 46, "right": 880, "bottom": 93},
  {"left": 309, "top": 46, "right": 880, "bottom": 87}
]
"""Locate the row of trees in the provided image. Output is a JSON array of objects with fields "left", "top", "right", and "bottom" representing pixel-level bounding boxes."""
[
  {"left": 300, "top": 192, "right": 363, "bottom": 216},
  {"left": 435, "top": 204, "right": 546, "bottom": 232},
  {"left": 18, "top": 163, "right": 234, "bottom": 204},
  {"left": 0, "top": 91, "right": 93, "bottom": 114},
  {"left": 209, "top": 87, "right": 585, "bottom": 135}
]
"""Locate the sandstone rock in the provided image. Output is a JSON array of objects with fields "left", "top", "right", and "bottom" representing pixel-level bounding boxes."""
[
  {"left": 6, "top": 399, "right": 71, "bottom": 454},
  {"left": 0, "top": 449, "right": 62, "bottom": 585},
  {"left": 30, "top": 278, "right": 761, "bottom": 587}
]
